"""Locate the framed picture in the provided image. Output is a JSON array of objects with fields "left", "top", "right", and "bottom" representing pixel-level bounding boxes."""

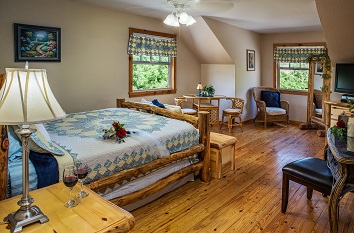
[
  {"left": 247, "top": 49, "right": 255, "bottom": 71},
  {"left": 14, "top": 23, "right": 61, "bottom": 62},
  {"left": 315, "top": 62, "right": 324, "bottom": 74}
]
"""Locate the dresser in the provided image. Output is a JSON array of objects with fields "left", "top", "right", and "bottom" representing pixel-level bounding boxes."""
[
  {"left": 326, "top": 129, "right": 354, "bottom": 233},
  {"left": 324, "top": 100, "right": 353, "bottom": 129}
]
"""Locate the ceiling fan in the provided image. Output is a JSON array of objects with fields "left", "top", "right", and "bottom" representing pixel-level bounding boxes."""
[{"left": 163, "top": 0, "right": 235, "bottom": 26}]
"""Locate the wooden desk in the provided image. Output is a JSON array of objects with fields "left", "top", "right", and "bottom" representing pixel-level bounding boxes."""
[
  {"left": 0, "top": 183, "right": 135, "bottom": 233},
  {"left": 183, "top": 94, "right": 226, "bottom": 125},
  {"left": 326, "top": 129, "right": 354, "bottom": 233}
]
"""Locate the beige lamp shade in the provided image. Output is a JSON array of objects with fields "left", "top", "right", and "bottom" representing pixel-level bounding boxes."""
[
  {"left": 0, "top": 68, "right": 66, "bottom": 125},
  {"left": 197, "top": 83, "right": 203, "bottom": 90}
]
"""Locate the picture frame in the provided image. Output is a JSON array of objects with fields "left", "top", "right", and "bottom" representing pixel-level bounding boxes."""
[
  {"left": 247, "top": 49, "right": 255, "bottom": 71},
  {"left": 315, "top": 62, "right": 324, "bottom": 75},
  {"left": 14, "top": 23, "right": 61, "bottom": 62}
]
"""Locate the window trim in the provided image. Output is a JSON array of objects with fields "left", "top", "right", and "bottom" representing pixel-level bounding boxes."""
[
  {"left": 273, "top": 42, "right": 327, "bottom": 95},
  {"left": 128, "top": 28, "right": 176, "bottom": 98}
]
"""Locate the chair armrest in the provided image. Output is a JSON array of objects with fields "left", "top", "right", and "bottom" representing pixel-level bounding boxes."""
[
  {"left": 280, "top": 100, "right": 289, "bottom": 112},
  {"left": 255, "top": 100, "right": 266, "bottom": 110}
]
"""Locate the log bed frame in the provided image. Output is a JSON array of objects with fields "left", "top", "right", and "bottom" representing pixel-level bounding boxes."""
[{"left": 0, "top": 98, "right": 210, "bottom": 207}]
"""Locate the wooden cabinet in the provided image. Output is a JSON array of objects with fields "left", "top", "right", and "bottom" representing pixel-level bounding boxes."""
[{"left": 324, "top": 101, "right": 352, "bottom": 128}]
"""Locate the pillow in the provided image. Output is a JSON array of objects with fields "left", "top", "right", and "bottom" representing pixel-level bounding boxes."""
[
  {"left": 152, "top": 99, "right": 166, "bottom": 109},
  {"left": 261, "top": 90, "right": 280, "bottom": 108},
  {"left": 8, "top": 126, "right": 23, "bottom": 162},
  {"left": 12, "top": 124, "right": 65, "bottom": 155},
  {"left": 141, "top": 98, "right": 152, "bottom": 104},
  {"left": 165, "top": 105, "right": 182, "bottom": 114}
]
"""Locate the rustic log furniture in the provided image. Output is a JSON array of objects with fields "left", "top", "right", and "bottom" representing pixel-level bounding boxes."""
[
  {"left": 210, "top": 132, "right": 237, "bottom": 179},
  {"left": 0, "top": 182, "right": 135, "bottom": 233},
  {"left": 0, "top": 99, "right": 211, "bottom": 212}
]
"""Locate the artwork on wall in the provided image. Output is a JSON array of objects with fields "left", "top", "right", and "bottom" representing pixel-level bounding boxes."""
[
  {"left": 315, "top": 62, "right": 324, "bottom": 75},
  {"left": 14, "top": 23, "right": 61, "bottom": 62},
  {"left": 247, "top": 49, "right": 255, "bottom": 71}
]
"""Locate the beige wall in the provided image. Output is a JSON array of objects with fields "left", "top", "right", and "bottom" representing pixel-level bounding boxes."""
[
  {"left": 260, "top": 31, "right": 326, "bottom": 122},
  {"left": 0, "top": 0, "right": 201, "bottom": 113},
  {"left": 203, "top": 18, "right": 261, "bottom": 121}
]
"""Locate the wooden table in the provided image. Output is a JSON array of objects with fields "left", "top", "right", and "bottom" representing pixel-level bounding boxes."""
[
  {"left": 0, "top": 183, "right": 135, "bottom": 233},
  {"left": 183, "top": 94, "right": 226, "bottom": 125},
  {"left": 326, "top": 129, "right": 354, "bottom": 233}
]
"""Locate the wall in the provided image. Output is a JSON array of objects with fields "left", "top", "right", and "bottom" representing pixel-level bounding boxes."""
[
  {"left": 0, "top": 0, "right": 201, "bottom": 113},
  {"left": 260, "top": 31, "right": 326, "bottom": 122},
  {"left": 201, "top": 64, "right": 236, "bottom": 120},
  {"left": 202, "top": 18, "right": 261, "bottom": 121}
]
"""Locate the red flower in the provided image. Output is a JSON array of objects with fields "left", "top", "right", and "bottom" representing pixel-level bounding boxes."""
[
  {"left": 116, "top": 129, "right": 127, "bottom": 139},
  {"left": 112, "top": 122, "right": 119, "bottom": 129},
  {"left": 337, "top": 120, "right": 346, "bottom": 128}
]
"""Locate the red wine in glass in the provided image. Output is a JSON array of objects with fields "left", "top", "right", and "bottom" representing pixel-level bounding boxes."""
[
  {"left": 74, "top": 160, "right": 89, "bottom": 198},
  {"left": 63, "top": 165, "right": 79, "bottom": 208}
]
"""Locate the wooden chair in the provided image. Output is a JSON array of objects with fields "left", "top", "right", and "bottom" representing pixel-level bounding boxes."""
[
  {"left": 174, "top": 97, "right": 197, "bottom": 115},
  {"left": 220, "top": 97, "right": 245, "bottom": 132},
  {"left": 313, "top": 89, "right": 323, "bottom": 118},
  {"left": 252, "top": 86, "right": 289, "bottom": 127}
]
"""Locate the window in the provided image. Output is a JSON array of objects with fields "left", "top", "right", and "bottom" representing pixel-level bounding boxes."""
[
  {"left": 277, "top": 62, "right": 309, "bottom": 91},
  {"left": 273, "top": 43, "right": 327, "bottom": 95},
  {"left": 128, "top": 28, "right": 176, "bottom": 98}
]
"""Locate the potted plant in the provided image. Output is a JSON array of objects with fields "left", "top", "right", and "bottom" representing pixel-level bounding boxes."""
[{"left": 203, "top": 84, "right": 215, "bottom": 97}]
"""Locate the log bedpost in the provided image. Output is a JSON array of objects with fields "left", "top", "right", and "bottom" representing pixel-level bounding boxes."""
[
  {"left": 198, "top": 111, "right": 210, "bottom": 183},
  {"left": 116, "top": 98, "right": 125, "bottom": 108},
  {"left": 0, "top": 125, "right": 9, "bottom": 201}
]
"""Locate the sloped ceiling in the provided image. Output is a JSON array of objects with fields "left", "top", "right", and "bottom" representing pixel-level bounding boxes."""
[
  {"left": 315, "top": 0, "right": 354, "bottom": 64},
  {"left": 179, "top": 16, "right": 233, "bottom": 64}
]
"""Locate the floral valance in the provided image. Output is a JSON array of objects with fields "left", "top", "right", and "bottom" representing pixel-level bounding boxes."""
[
  {"left": 127, "top": 34, "right": 177, "bottom": 57},
  {"left": 274, "top": 47, "right": 327, "bottom": 63}
]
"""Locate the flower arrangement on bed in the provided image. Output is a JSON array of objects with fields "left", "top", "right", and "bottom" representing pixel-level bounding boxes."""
[{"left": 0, "top": 99, "right": 210, "bottom": 210}]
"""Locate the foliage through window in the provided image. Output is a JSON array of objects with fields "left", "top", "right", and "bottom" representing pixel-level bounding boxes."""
[
  {"left": 278, "top": 62, "right": 309, "bottom": 91},
  {"left": 128, "top": 28, "right": 176, "bottom": 97}
]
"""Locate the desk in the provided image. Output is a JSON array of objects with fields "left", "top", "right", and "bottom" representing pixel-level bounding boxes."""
[
  {"left": 183, "top": 94, "right": 226, "bottom": 125},
  {"left": 0, "top": 183, "right": 135, "bottom": 233},
  {"left": 326, "top": 129, "right": 354, "bottom": 233}
]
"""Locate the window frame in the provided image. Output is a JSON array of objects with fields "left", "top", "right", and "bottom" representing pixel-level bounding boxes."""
[
  {"left": 128, "top": 28, "right": 176, "bottom": 98},
  {"left": 273, "top": 42, "right": 327, "bottom": 96}
]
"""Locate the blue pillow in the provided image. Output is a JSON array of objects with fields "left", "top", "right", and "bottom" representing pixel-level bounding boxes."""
[
  {"left": 261, "top": 90, "right": 280, "bottom": 107},
  {"left": 8, "top": 126, "right": 23, "bottom": 162},
  {"left": 152, "top": 99, "right": 166, "bottom": 109}
]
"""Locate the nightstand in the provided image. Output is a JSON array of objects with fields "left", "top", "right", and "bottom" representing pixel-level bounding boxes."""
[{"left": 0, "top": 183, "right": 135, "bottom": 232}]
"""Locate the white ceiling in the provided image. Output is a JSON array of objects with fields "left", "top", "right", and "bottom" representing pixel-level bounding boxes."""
[{"left": 72, "top": 0, "right": 322, "bottom": 33}]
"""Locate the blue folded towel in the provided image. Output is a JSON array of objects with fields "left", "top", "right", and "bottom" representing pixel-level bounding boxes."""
[{"left": 152, "top": 99, "right": 166, "bottom": 108}]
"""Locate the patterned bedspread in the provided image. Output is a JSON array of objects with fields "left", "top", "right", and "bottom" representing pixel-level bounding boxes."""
[{"left": 44, "top": 108, "right": 199, "bottom": 186}]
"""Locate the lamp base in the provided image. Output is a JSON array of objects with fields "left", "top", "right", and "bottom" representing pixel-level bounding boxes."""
[{"left": 4, "top": 205, "right": 49, "bottom": 233}]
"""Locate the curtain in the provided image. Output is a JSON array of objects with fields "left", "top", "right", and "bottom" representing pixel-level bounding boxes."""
[
  {"left": 274, "top": 47, "right": 327, "bottom": 63},
  {"left": 127, "top": 34, "right": 177, "bottom": 57}
]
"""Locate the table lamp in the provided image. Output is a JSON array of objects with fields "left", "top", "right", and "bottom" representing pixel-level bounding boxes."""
[
  {"left": 197, "top": 83, "right": 203, "bottom": 95},
  {"left": 0, "top": 65, "right": 66, "bottom": 232}
]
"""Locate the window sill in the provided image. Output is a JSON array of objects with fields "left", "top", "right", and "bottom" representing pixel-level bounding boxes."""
[
  {"left": 129, "top": 89, "right": 176, "bottom": 98},
  {"left": 279, "top": 89, "right": 308, "bottom": 96}
]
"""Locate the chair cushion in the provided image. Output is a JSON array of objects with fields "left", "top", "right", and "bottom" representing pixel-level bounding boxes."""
[
  {"left": 223, "top": 109, "right": 241, "bottom": 114},
  {"left": 282, "top": 158, "right": 333, "bottom": 190},
  {"left": 266, "top": 107, "right": 286, "bottom": 115},
  {"left": 181, "top": 108, "right": 197, "bottom": 114},
  {"left": 315, "top": 108, "right": 322, "bottom": 116},
  {"left": 261, "top": 90, "right": 280, "bottom": 107}
]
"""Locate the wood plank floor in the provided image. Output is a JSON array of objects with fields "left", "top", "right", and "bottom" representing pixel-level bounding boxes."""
[{"left": 129, "top": 122, "right": 354, "bottom": 233}]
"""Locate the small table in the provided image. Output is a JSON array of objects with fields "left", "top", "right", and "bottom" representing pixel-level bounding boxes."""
[
  {"left": 0, "top": 183, "right": 135, "bottom": 233},
  {"left": 326, "top": 129, "right": 354, "bottom": 233},
  {"left": 183, "top": 94, "right": 226, "bottom": 125}
]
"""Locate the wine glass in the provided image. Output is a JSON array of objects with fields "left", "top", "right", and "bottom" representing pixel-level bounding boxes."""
[
  {"left": 63, "top": 165, "right": 79, "bottom": 208},
  {"left": 74, "top": 160, "right": 89, "bottom": 198}
]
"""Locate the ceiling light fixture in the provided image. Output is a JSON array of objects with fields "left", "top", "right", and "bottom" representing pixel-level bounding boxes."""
[{"left": 164, "top": 0, "right": 196, "bottom": 27}]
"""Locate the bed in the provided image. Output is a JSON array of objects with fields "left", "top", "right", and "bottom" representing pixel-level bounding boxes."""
[{"left": 0, "top": 98, "right": 210, "bottom": 210}]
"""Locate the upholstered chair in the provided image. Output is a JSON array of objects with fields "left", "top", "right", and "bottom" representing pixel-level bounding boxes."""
[
  {"left": 252, "top": 87, "right": 289, "bottom": 127},
  {"left": 220, "top": 97, "right": 245, "bottom": 132},
  {"left": 174, "top": 97, "right": 197, "bottom": 115}
]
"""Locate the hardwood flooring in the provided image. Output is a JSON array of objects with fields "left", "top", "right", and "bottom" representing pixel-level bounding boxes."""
[{"left": 130, "top": 122, "right": 354, "bottom": 233}]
